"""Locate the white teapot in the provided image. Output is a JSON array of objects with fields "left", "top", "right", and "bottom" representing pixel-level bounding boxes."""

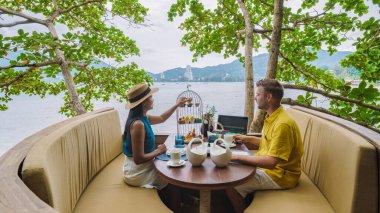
[
  {"left": 186, "top": 138, "right": 207, "bottom": 166},
  {"left": 210, "top": 139, "right": 232, "bottom": 167}
]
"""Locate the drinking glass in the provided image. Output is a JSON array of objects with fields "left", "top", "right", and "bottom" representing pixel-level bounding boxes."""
[{"left": 175, "top": 135, "right": 185, "bottom": 148}]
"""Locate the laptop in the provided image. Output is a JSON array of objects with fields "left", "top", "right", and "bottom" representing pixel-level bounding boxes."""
[{"left": 217, "top": 115, "right": 248, "bottom": 134}]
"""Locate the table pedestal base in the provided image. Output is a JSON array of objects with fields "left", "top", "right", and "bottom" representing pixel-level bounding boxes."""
[{"left": 200, "top": 190, "right": 211, "bottom": 213}]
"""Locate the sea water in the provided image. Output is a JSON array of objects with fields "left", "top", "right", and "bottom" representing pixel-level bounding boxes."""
[{"left": 0, "top": 82, "right": 329, "bottom": 156}]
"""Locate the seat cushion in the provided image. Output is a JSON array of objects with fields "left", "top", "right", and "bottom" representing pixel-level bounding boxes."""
[
  {"left": 74, "top": 154, "right": 172, "bottom": 213},
  {"left": 244, "top": 172, "right": 334, "bottom": 213}
]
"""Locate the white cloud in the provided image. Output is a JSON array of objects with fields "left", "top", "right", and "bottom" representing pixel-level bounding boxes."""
[{"left": 114, "top": 1, "right": 235, "bottom": 73}]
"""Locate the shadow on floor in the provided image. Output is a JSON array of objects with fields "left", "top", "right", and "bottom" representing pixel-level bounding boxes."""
[{"left": 159, "top": 185, "right": 253, "bottom": 213}]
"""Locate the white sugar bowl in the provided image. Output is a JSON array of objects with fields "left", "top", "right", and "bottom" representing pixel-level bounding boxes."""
[
  {"left": 210, "top": 139, "right": 231, "bottom": 167},
  {"left": 186, "top": 138, "right": 207, "bottom": 166}
]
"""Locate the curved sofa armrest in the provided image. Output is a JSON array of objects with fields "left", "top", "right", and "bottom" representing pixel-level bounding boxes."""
[{"left": 0, "top": 108, "right": 114, "bottom": 212}]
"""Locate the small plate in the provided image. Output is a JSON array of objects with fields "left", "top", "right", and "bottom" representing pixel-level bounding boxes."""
[
  {"left": 167, "top": 160, "right": 186, "bottom": 167},
  {"left": 220, "top": 143, "right": 237, "bottom": 148}
]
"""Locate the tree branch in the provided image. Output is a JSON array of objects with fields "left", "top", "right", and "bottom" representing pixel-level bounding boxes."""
[
  {"left": 46, "top": 0, "right": 103, "bottom": 22},
  {"left": 66, "top": 60, "right": 86, "bottom": 67},
  {"left": 51, "top": 0, "right": 60, "bottom": 10},
  {"left": 239, "top": 27, "right": 295, "bottom": 36},
  {"left": 0, "top": 7, "right": 46, "bottom": 25},
  {"left": 60, "top": 0, "right": 103, "bottom": 14},
  {"left": 67, "top": 61, "right": 97, "bottom": 84},
  {"left": 283, "top": 84, "right": 380, "bottom": 112},
  {"left": 256, "top": 20, "right": 339, "bottom": 93},
  {"left": 366, "top": 27, "right": 380, "bottom": 52},
  {"left": 101, "top": 6, "right": 151, "bottom": 28},
  {"left": 0, "top": 59, "right": 60, "bottom": 70},
  {"left": 259, "top": 0, "right": 274, "bottom": 8},
  {"left": 278, "top": 50, "right": 338, "bottom": 92},
  {"left": 70, "top": 11, "right": 108, "bottom": 44},
  {"left": 254, "top": 16, "right": 337, "bottom": 92},
  {"left": 281, "top": 98, "right": 380, "bottom": 134},
  {"left": 233, "top": 31, "right": 243, "bottom": 53},
  {"left": 291, "top": 8, "right": 331, "bottom": 29},
  {"left": 0, "top": 20, "right": 34, "bottom": 28},
  {"left": 1, "top": 66, "right": 37, "bottom": 87},
  {"left": 47, "top": 0, "right": 62, "bottom": 22}
]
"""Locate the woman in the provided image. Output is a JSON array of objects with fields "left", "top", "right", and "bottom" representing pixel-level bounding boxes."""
[{"left": 123, "top": 83, "right": 187, "bottom": 189}]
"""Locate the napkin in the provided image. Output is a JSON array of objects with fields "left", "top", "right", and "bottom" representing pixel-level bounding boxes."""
[{"left": 231, "top": 150, "right": 253, "bottom": 156}]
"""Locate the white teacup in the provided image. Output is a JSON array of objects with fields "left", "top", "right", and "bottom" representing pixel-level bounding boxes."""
[
  {"left": 170, "top": 148, "right": 181, "bottom": 165},
  {"left": 224, "top": 134, "right": 235, "bottom": 147}
]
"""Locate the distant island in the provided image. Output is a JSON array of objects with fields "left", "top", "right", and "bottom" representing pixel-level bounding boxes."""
[
  {"left": 149, "top": 50, "right": 361, "bottom": 82},
  {"left": 1, "top": 50, "right": 361, "bottom": 83}
]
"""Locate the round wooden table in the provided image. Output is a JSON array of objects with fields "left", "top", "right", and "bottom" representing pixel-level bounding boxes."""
[{"left": 154, "top": 134, "right": 256, "bottom": 213}]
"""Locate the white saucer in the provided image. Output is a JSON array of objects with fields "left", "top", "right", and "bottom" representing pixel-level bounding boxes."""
[
  {"left": 167, "top": 159, "right": 186, "bottom": 167},
  {"left": 220, "top": 143, "right": 237, "bottom": 148}
]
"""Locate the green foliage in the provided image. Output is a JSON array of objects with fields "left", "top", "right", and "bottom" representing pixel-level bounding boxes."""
[
  {"left": 169, "top": 0, "right": 380, "bottom": 130},
  {"left": 59, "top": 63, "right": 152, "bottom": 116},
  {"left": 341, "top": 17, "right": 380, "bottom": 82},
  {"left": 297, "top": 92, "right": 317, "bottom": 105},
  {"left": 0, "top": 0, "right": 152, "bottom": 116}
]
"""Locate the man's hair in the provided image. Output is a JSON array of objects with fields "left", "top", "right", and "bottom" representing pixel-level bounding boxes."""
[{"left": 256, "top": 79, "right": 284, "bottom": 101}]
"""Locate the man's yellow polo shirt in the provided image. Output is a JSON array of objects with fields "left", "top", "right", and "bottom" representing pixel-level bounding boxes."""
[{"left": 257, "top": 106, "right": 304, "bottom": 189}]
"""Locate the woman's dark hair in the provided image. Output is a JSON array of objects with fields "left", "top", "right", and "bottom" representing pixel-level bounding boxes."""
[
  {"left": 256, "top": 79, "right": 284, "bottom": 101},
  {"left": 123, "top": 103, "right": 144, "bottom": 141}
]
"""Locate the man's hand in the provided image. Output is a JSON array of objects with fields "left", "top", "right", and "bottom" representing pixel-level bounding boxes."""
[{"left": 233, "top": 134, "right": 246, "bottom": 144}]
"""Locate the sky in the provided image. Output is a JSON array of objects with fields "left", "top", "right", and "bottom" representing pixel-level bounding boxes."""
[{"left": 0, "top": 1, "right": 379, "bottom": 74}]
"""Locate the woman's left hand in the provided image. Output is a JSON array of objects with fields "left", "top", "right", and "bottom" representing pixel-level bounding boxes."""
[
  {"left": 176, "top": 96, "right": 188, "bottom": 107},
  {"left": 156, "top": 144, "right": 167, "bottom": 155}
]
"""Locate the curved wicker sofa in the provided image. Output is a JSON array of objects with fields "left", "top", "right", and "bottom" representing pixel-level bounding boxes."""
[{"left": 0, "top": 108, "right": 172, "bottom": 213}]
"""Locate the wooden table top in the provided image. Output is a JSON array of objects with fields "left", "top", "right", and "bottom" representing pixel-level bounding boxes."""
[{"left": 154, "top": 134, "right": 256, "bottom": 190}]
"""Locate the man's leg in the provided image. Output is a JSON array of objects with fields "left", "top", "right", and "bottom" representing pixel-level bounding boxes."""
[
  {"left": 226, "top": 169, "right": 281, "bottom": 212},
  {"left": 235, "top": 169, "right": 281, "bottom": 198},
  {"left": 225, "top": 188, "right": 246, "bottom": 213}
]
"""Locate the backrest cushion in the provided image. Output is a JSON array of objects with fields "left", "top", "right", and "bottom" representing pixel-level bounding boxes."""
[
  {"left": 288, "top": 108, "right": 378, "bottom": 213},
  {"left": 22, "top": 109, "right": 122, "bottom": 213},
  {"left": 286, "top": 108, "right": 311, "bottom": 140}
]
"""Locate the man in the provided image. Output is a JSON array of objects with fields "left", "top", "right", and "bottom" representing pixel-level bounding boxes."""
[{"left": 231, "top": 79, "right": 304, "bottom": 201}]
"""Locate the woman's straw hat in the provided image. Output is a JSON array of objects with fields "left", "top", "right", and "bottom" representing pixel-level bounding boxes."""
[{"left": 125, "top": 83, "right": 159, "bottom": 109}]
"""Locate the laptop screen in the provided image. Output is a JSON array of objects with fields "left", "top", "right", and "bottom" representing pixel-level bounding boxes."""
[{"left": 217, "top": 115, "right": 248, "bottom": 134}]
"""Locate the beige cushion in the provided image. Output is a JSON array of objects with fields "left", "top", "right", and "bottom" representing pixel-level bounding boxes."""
[
  {"left": 74, "top": 154, "right": 172, "bottom": 213},
  {"left": 300, "top": 113, "right": 377, "bottom": 213},
  {"left": 22, "top": 109, "right": 123, "bottom": 213},
  {"left": 287, "top": 108, "right": 311, "bottom": 140},
  {"left": 245, "top": 172, "right": 334, "bottom": 213},
  {"left": 289, "top": 108, "right": 378, "bottom": 213}
]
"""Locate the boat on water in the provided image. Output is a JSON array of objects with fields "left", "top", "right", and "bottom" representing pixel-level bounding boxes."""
[{"left": 0, "top": 106, "right": 379, "bottom": 213}]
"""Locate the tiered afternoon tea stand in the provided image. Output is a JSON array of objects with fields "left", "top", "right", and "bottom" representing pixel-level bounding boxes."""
[{"left": 176, "top": 85, "right": 203, "bottom": 141}]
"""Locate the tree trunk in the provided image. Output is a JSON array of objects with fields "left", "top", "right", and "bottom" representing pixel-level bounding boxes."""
[
  {"left": 237, "top": 0, "right": 255, "bottom": 129},
  {"left": 249, "top": 109, "right": 266, "bottom": 133},
  {"left": 47, "top": 23, "right": 86, "bottom": 115},
  {"left": 251, "top": 0, "right": 284, "bottom": 133},
  {"left": 265, "top": 0, "right": 283, "bottom": 79}
]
